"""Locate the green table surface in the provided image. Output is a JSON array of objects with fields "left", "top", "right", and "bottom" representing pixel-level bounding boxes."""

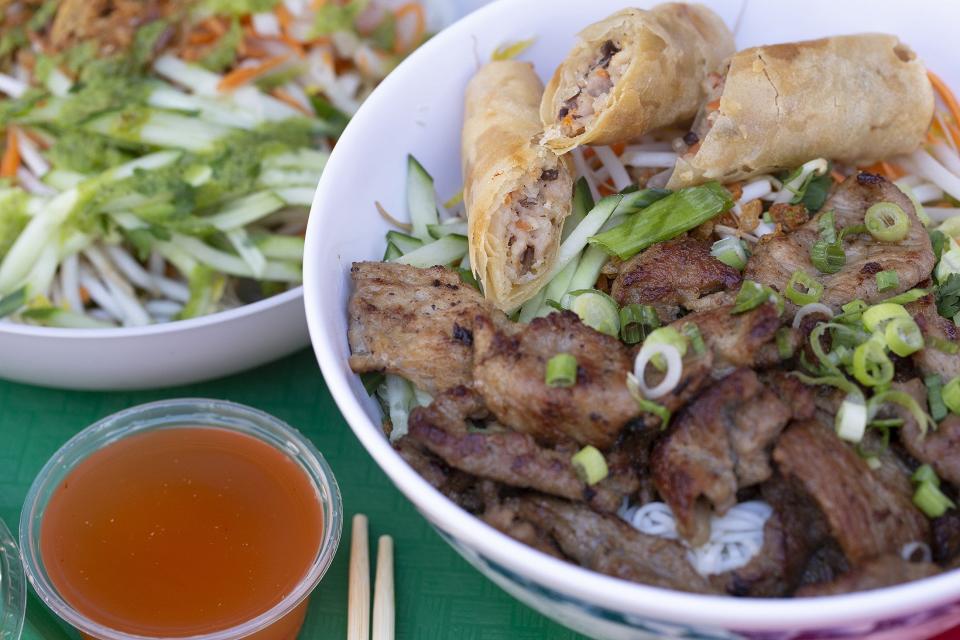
[{"left": 0, "top": 349, "right": 585, "bottom": 639}]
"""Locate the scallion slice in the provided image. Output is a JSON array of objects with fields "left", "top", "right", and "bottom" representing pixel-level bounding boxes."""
[
  {"left": 852, "top": 340, "right": 894, "bottom": 387},
  {"left": 912, "top": 464, "right": 940, "bottom": 487},
  {"left": 710, "top": 237, "right": 747, "bottom": 270},
  {"left": 884, "top": 317, "right": 924, "bottom": 357},
  {"left": 876, "top": 270, "right": 900, "bottom": 292},
  {"left": 619, "top": 303, "right": 659, "bottom": 344},
  {"left": 625, "top": 375, "right": 673, "bottom": 428},
  {"left": 927, "top": 374, "right": 949, "bottom": 422},
  {"left": 882, "top": 288, "right": 929, "bottom": 305},
  {"left": 630, "top": 341, "right": 684, "bottom": 399},
  {"left": 867, "top": 389, "right": 937, "bottom": 437},
  {"left": 562, "top": 289, "right": 620, "bottom": 337},
  {"left": 643, "top": 327, "right": 688, "bottom": 371},
  {"left": 572, "top": 445, "right": 608, "bottom": 485},
  {"left": 865, "top": 202, "right": 909, "bottom": 242},
  {"left": 545, "top": 353, "right": 577, "bottom": 387},
  {"left": 810, "top": 239, "right": 846, "bottom": 274},
  {"left": 944, "top": 376, "right": 960, "bottom": 415},
  {"left": 836, "top": 394, "right": 868, "bottom": 442},
  {"left": 914, "top": 481, "right": 955, "bottom": 518},
  {"left": 927, "top": 335, "right": 960, "bottom": 355},
  {"left": 862, "top": 303, "right": 910, "bottom": 332},
  {"left": 732, "top": 280, "right": 778, "bottom": 314},
  {"left": 681, "top": 322, "right": 706, "bottom": 355},
  {"left": 776, "top": 327, "right": 795, "bottom": 359},
  {"left": 785, "top": 270, "right": 824, "bottom": 305}
]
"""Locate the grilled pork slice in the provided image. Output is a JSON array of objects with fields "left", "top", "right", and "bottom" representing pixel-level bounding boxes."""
[
  {"left": 510, "top": 495, "right": 721, "bottom": 594},
  {"left": 668, "top": 301, "right": 784, "bottom": 371},
  {"left": 745, "top": 173, "right": 935, "bottom": 308},
  {"left": 471, "top": 311, "right": 639, "bottom": 449},
  {"left": 651, "top": 369, "right": 811, "bottom": 544},
  {"left": 773, "top": 420, "right": 929, "bottom": 564},
  {"left": 796, "top": 555, "right": 940, "bottom": 597},
  {"left": 610, "top": 237, "right": 742, "bottom": 322},
  {"left": 347, "top": 262, "right": 502, "bottom": 394},
  {"left": 907, "top": 292, "right": 960, "bottom": 382},
  {"left": 894, "top": 379, "right": 960, "bottom": 486},
  {"left": 405, "top": 386, "right": 629, "bottom": 513}
]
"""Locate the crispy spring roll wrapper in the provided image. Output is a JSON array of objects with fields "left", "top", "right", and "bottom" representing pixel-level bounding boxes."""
[
  {"left": 667, "top": 34, "right": 935, "bottom": 188},
  {"left": 462, "top": 61, "right": 574, "bottom": 311},
  {"left": 539, "top": 3, "right": 734, "bottom": 154}
]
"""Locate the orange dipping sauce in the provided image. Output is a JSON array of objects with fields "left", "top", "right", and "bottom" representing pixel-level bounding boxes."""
[{"left": 39, "top": 427, "right": 324, "bottom": 639}]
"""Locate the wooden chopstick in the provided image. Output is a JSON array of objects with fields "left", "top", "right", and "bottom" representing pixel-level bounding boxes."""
[
  {"left": 372, "top": 535, "right": 395, "bottom": 640},
  {"left": 347, "top": 514, "right": 370, "bottom": 640}
]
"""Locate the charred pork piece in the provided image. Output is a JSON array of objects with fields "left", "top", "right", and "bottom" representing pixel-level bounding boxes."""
[
  {"left": 511, "top": 495, "right": 721, "bottom": 593},
  {"left": 406, "top": 386, "right": 626, "bottom": 512},
  {"left": 347, "top": 262, "right": 502, "bottom": 394},
  {"left": 472, "top": 311, "right": 639, "bottom": 449},
  {"left": 745, "top": 173, "right": 935, "bottom": 309},
  {"left": 773, "top": 420, "right": 928, "bottom": 564},
  {"left": 610, "top": 238, "right": 742, "bottom": 322},
  {"left": 907, "top": 292, "right": 960, "bottom": 381},
  {"left": 652, "top": 369, "right": 804, "bottom": 544},
  {"left": 669, "top": 301, "right": 784, "bottom": 371},
  {"left": 894, "top": 379, "right": 960, "bottom": 486},
  {"left": 796, "top": 555, "right": 940, "bottom": 597}
]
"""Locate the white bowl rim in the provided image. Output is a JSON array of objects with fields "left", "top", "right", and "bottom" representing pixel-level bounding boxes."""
[
  {"left": 304, "top": 0, "right": 960, "bottom": 631},
  {"left": 0, "top": 286, "right": 302, "bottom": 340}
]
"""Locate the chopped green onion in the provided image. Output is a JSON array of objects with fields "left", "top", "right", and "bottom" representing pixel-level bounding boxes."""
[
  {"left": 810, "top": 239, "right": 846, "bottom": 274},
  {"left": 852, "top": 340, "right": 894, "bottom": 387},
  {"left": 588, "top": 182, "right": 733, "bottom": 260},
  {"left": 681, "top": 322, "right": 706, "bottom": 355},
  {"left": 562, "top": 289, "right": 620, "bottom": 337},
  {"left": 836, "top": 299, "right": 868, "bottom": 324},
  {"left": 839, "top": 224, "right": 868, "bottom": 241},
  {"left": 868, "top": 389, "right": 937, "bottom": 437},
  {"left": 865, "top": 456, "right": 882, "bottom": 470},
  {"left": 776, "top": 327, "right": 795, "bottom": 359},
  {"left": 637, "top": 397, "right": 672, "bottom": 429},
  {"left": 732, "top": 280, "right": 777, "bottom": 314},
  {"left": 546, "top": 353, "right": 578, "bottom": 387},
  {"left": 785, "top": 270, "right": 824, "bottom": 305},
  {"left": 865, "top": 202, "right": 910, "bottom": 242},
  {"left": 913, "top": 481, "right": 955, "bottom": 518},
  {"left": 927, "top": 374, "right": 949, "bottom": 422},
  {"left": 870, "top": 418, "right": 904, "bottom": 428},
  {"left": 862, "top": 303, "right": 910, "bottom": 332},
  {"left": 818, "top": 210, "right": 838, "bottom": 244},
  {"left": 876, "top": 270, "right": 900, "bottom": 292},
  {"left": 927, "top": 335, "right": 960, "bottom": 354},
  {"left": 944, "top": 376, "right": 960, "bottom": 415},
  {"left": 912, "top": 464, "right": 940, "bottom": 487},
  {"left": 836, "top": 394, "right": 868, "bottom": 442},
  {"left": 710, "top": 237, "right": 747, "bottom": 270},
  {"left": 882, "top": 288, "right": 929, "bottom": 305},
  {"left": 571, "top": 445, "right": 608, "bottom": 485},
  {"left": 884, "top": 317, "right": 924, "bottom": 357},
  {"left": 619, "top": 303, "right": 659, "bottom": 344},
  {"left": 643, "top": 326, "right": 688, "bottom": 371}
]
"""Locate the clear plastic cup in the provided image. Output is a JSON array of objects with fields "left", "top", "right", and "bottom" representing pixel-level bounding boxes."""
[
  {"left": 1, "top": 517, "right": 26, "bottom": 640},
  {"left": 19, "top": 399, "right": 343, "bottom": 640}
]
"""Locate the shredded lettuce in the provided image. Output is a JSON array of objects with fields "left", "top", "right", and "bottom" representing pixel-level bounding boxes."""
[
  {"left": 313, "top": 0, "right": 370, "bottom": 36},
  {"left": 0, "top": 189, "right": 30, "bottom": 262},
  {"left": 200, "top": 19, "right": 243, "bottom": 72},
  {"left": 201, "top": 0, "right": 281, "bottom": 16}
]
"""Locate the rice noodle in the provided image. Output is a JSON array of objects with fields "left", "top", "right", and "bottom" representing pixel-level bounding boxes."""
[
  {"left": 252, "top": 12, "right": 281, "bottom": 37},
  {"left": 902, "top": 149, "right": 960, "bottom": 202},
  {"left": 60, "top": 253, "right": 84, "bottom": 313},
  {"left": 104, "top": 245, "right": 160, "bottom": 294},
  {"left": 78, "top": 267, "right": 125, "bottom": 322},
  {"left": 931, "top": 142, "right": 960, "bottom": 179},
  {"left": 912, "top": 183, "right": 944, "bottom": 204},
  {"left": 0, "top": 72, "right": 27, "bottom": 97},
  {"left": 739, "top": 177, "right": 774, "bottom": 203},
  {"left": 83, "top": 247, "right": 151, "bottom": 326},
  {"left": 901, "top": 541, "right": 933, "bottom": 564},
  {"left": 17, "top": 132, "right": 49, "bottom": 177},
  {"left": 925, "top": 207, "right": 960, "bottom": 223},
  {"left": 594, "top": 146, "right": 632, "bottom": 191},
  {"left": 621, "top": 151, "right": 677, "bottom": 168},
  {"left": 571, "top": 148, "right": 601, "bottom": 201},
  {"left": 16, "top": 168, "right": 55, "bottom": 196}
]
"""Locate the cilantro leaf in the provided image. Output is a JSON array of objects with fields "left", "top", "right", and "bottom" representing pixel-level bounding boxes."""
[{"left": 936, "top": 273, "right": 960, "bottom": 320}]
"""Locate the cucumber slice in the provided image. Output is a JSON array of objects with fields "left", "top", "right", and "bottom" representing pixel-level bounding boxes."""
[
  {"left": 427, "top": 220, "right": 469, "bottom": 238},
  {"left": 383, "top": 241, "right": 402, "bottom": 261},
  {"left": 386, "top": 230, "right": 424, "bottom": 254},
  {"left": 393, "top": 235, "right": 468, "bottom": 268},
  {"left": 406, "top": 155, "right": 440, "bottom": 241}
]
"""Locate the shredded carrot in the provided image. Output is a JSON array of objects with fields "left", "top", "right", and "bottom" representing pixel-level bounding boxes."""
[
  {"left": 22, "top": 127, "right": 50, "bottom": 149},
  {"left": 598, "top": 182, "right": 616, "bottom": 197},
  {"left": 275, "top": 4, "right": 293, "bottom": 34},
  {"left": 188, "top": 30, "right": 218, "bottom": 46},
  {"left": 280, "top": 32, "right": 306, "bottom": 58},
  {"left": 79, "top": 286, "right": 91, "bottom": 305},
  {"left": 271, "top": 88, "right": 312, "bottom": 115},
  {"left": 929, "top": 71, "right": 960, "bottom": 132},
  {"left": 610, "top": 142, "right": 626, "bottom": 156},
  {"left": 830, "top": 169, "right": 845, "bottom": 183},
  {"left": 881, "top": 161, "right": 904, "bottom": 180},
  {"left": 948, "top": 121, "right": 960, "bottom": 150},
  {"left": 217, "top": 54, "right": 291, "bottom": 91},
  {"left": 393, "top": 2, "right": 426, "bottom": 54},
  {"left": 582, "top": 147, "right": 596, "bottom": 160},
  {"left": 706, "top": 99, "right": 721, "bottom": 112},
  {"left": 1, "top": 128, "right": 20, "bottom": 179},
  {"left": 311, "top": 0, "right": 327, "bottom": 9}
]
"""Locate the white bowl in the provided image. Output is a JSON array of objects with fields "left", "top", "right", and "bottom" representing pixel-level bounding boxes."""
[
  {"left": 0, "top": 290, "right": 307, "bottom": 390},
  {"left": 304, "top": 1, "right": 960, "bottom": 637}
]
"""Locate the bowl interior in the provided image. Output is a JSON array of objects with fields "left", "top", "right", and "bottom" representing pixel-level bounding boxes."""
[{"left": 303, "top": 0, "right": 960, "bottom": 631}]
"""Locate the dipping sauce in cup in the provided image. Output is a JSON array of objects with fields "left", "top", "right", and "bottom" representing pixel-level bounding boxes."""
[{"left": 20, "top": 399, "right": 342, "bottom": 640}]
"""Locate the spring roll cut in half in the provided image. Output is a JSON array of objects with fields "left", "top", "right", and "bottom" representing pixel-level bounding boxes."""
[
  {"left": 539, "top": 3, "right": 735, "bottom": 154},
  {"left": 667, "top": 34, "right": 935, "bottom": 188},
  {"left": 462, "top": 61, "right": 575, "bottom": 311}
]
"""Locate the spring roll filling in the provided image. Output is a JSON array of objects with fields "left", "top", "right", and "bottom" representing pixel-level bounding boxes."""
[
  {"left": 678, "top": 70, "right": 726, "bottom": 158},
  {"left": 557, "top": 40, "right": 630, "bottom": 138},
  {"left": 497, "top": 168, "right": 569, "bottom": 284}
]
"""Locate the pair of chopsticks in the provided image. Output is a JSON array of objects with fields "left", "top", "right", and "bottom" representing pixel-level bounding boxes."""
[{"left": 348, "top": 514, "right": 394, "bottom": 640}]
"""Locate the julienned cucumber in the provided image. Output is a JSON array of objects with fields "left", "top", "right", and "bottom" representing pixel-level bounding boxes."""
[
  {"left": 393, "top": 235, "right": 468, "bottom": 268},
  {"left": 406, "top": 155, "right": 440, "bottom": 242},
  {"left": 427, "top": 220, "right": 469, "bottom": 238},
  {"left": 386, "top": 230, "right": 424, "bottom": 254}
]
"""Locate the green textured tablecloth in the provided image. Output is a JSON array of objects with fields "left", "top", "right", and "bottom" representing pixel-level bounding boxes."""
[{"left": 0, "top": 349, "right": 584, "bottom": 639}]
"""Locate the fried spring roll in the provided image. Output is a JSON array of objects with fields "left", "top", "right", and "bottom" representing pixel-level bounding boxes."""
[
  {"left": 462, "top": 61, "right": 574, "bottom": 311},
  {"left": 539, "top": 3, "right": 734, "bottom": 154},
  {"left": 667, "top": 34, "right": 935, "bottom": 188}
]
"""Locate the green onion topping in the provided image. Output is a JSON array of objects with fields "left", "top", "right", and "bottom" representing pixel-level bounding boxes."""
[
  {"left": 883, "top": 288, "right": 928, "bottom": 305},
  {"left": 785, "top": 270, "right": 824, "bottom": 305},
  {"left": 643, "top": 326, "right": 688, "bottom": 371},
  {"left": 619, "top": 303, "right": 660, "bottom": 345},
  {"left": 884, "top": 317, "right": 924, "bottom": 357},
  {"left": 927, "top": 335, "right": 960, "bottom": 355},
  {"left": 862, "top": 303, "right": 910, "bottom": 332},
  {"left": 562, "top": 289, "right": 621, "bottom": 338},
  {"left": 776, "top": 327, "right": 795, "bottom": 360},
  {"left": 810, "top": 210, "right": 846, "bottom": 274},
  {"left": 681, "top": 322, "right": 706, "bottom": 355},
  {"left": 836, "top": 394, "right": 868, "bottom": 442},
  {"left": 913, "top": 481, "right": 955, "bottom": 518},
  {"left": 912, "top": 464, "right": 940, "bottom": 487},
  {"left": 732, "top": 280, "right": 780, "bottom": 314},
  {"left": 852, "top": 340, "right": 894, "bottom": 387},
  {"left": 944, "top": 376, "right": 960, "bottom": 415},
  {"left": 927, "top": 374, "right": 949, "bottom": 422},
  {"left": 865, "top": 202, "right": 910, "bottom": 242},
  {"left": 876, "top": 270, "right": 900, "bottom": 292},
  {"left": 545, "top": 353, "right": 577, "bottom": 388},
  {"left": 572, "top": 445, "right": 609, "bottom": 485},
  {"left": 710, "top": 237, "right": 747, "bottom": 271}
]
